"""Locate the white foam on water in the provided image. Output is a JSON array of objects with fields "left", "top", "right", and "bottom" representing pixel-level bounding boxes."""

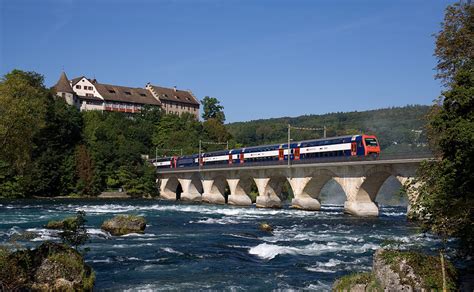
[
  {"left": 226, "top": 233, "right": 258, "bottom": 240},
  {"left": 249, "top": 243, "right": 300, "bottom": 260},
  {"left": 227, "top": 244, "right": 252, "bottom": 249},
  {"left": 161, "top": 247, "right": 184, "bottom": 255},
  {"left": 249, "top": 241, "right": 380, "bottom": 260},
  {"left": 305, "top": 281, "right": 332, "bottom": 291},
  {"left": 191, "top": 217, "right": 240, "bottom": 225},
  {"left": 112, "top": 243, "right": 153, "bottom": 248},
  {"left": 87, "top": 228, "right": 110, "bottom": 237},
  {"left": 90, "top": 258, "right": 112, "bottom": 263},
  {"left": 120, "top": 232, "right": 156, "bottom": 237},
  {"left": 305, "top": 267, "right": 336, "bottom": 273},
  {"left": 26, "top": 227, "right": 58, "bottom": 241}
]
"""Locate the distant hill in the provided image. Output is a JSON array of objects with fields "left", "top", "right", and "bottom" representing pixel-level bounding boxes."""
[{"left": 226, "top": 105, "right": 431, "bottom": 153}]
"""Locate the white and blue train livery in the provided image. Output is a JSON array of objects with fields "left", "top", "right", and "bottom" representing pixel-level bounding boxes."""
[{"left": 152, "top": 134, "right": 381, "bottom": 169}]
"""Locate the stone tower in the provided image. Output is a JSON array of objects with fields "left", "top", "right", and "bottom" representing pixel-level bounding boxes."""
[{"left": 53, "top": 71, "right": 76, "bottom": 106}]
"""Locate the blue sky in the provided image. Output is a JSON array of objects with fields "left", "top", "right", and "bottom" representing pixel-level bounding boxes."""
[{"left": 0, "top": 0, "right": 455, "bottom": 122}]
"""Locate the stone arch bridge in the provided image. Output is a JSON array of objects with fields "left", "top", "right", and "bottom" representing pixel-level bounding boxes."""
[{"left": 156, "top": 157, "right": 427, "bottom": 216}]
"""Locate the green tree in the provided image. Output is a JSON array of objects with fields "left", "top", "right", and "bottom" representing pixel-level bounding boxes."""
[
  {"left": 75, "top": 145, "right": 96, "bottom": 196},
  {"left": 411, "top": 3, "right": 473, "bottom": 256},
  {"left": 26, "top": 97, "right": 83, "bottom": 196},
  {"left": 203, "top": 118, "right": 232, "bottom": 150},
  {"left": 201, "top": 96, "right": 225, "bottom": 123},
  {"left": 0, "top": 70, "right": 48, "bottom": 173},
  {"left": 434, "top": 3, "right": 474, "bottom": 85},
  {"left": 59, "top": 210, "right": 90, "bottom": 252}
]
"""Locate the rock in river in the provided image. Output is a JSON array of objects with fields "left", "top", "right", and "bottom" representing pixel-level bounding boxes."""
[
  {"left": 259, "top": 222, "right": 273, "bottom": 232},
  {"left": 0, "top": 242, "right": 95, "bottom": 291},
  {"left": 101, "top": 215, "right": 147, "bottom": 236}
]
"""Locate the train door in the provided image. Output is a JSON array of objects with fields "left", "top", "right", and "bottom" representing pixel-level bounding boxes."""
[
  {"left": 239, "top": 153, "right": 244, "bottom": 164},
  {"left": 278, "top": 148, "right": 284, "bottom": 160},
  {"left": 199, "top": 156, "right": 203, "bottom": 166},
  {"left": 351, "top": 142, "right": 357, "bottom": 156},
  {"left": 172, "top": 156, "right": 178, "bottom": 168},
  {"left": 294, "top": 148, "right": 300, "bottom": 160},
  {"left": 228, "top": 153, "right": 233, "bottom": 164}
]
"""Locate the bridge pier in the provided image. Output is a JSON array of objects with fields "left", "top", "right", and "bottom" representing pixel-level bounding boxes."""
[
  {"left": 289, "top": 177, "right": 321, "bottom": 211},
  {"left": 335, "top": 176, "right": 379, "bottom": 216},
  {"left": 255, "top": 177, "right": 282, "bottom": 208},
  {"left": 159, "top": 177, "right": 179, "bottom": 200},
  {"left": 179, "top": 178, "right": 202, "bottom": 202},
  {"left": 227, "top": 178, "right": 252, "bottom": 206},
  {"left": 201, "top": 178, "right": 226, "bottom": 204},
  {"left": 396, "top": 176, "right": 420, "bottom": 219}
]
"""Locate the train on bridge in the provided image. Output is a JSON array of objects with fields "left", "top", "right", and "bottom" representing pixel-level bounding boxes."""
[{"left": 152, "top": 134, "right": 380, "bottom": 169}]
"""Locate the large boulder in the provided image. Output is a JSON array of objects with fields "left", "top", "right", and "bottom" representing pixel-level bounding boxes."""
[
  {"left": 373, "top": 249, "right": 457, "bottom": 291},
  {"left": 332, "top": 249, "right": 457, "bottom": 291},
  {"left": 101, "top": 215, "right": 146, "bottom": 236},
  {"left": 0, "top": 242, "right": 95, "bottom": 291}
]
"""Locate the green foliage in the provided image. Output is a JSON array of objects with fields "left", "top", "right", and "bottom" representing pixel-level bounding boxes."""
[
  {"left": 380, "top": 250, "right": 457, "bottom": 290},
  {"left": 201, "top": 96, "right": 225, "bottom": 123},
  {"left": 0, "top": 70, "right": 48, "bottom": 173},
  {"left": 45, "top": 216, "right": 77, "bottom": 230},
  {"left": 0, "top": 245, "right": 31, "bottom": 290},
  {"left": 434, "top": 3, "right": 474, "bottom": 85},
  {"left": 226, "top": 105, "right": 430, "bottom": 152},
  {"left": 59, "top": 211, "right": 90, "bottom": 252},
  {"left": 411, "top": 3, "right": 473, "bottom": 256},
  {"left": 333, "top": 272, "right": 381, "bottom": 291}
]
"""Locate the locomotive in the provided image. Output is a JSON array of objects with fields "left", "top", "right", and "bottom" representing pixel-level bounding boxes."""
[{"left": 153, "top": 134, "right": 380, "bottom": 169}]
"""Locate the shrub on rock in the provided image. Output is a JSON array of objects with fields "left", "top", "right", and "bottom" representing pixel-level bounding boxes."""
[
  {"left": 101, "top": 215, "right": 146, "bottom": 236},
  {"left": 44, "top": 216, "right": 77, "bottom": 230}
]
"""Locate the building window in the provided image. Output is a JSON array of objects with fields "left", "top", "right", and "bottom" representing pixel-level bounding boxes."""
[
  {"left": 76, "top": 85, "right": 81, "bottom": 89},
  {"left": 86, "top": 93, "right": 94, "bottom": 97}
]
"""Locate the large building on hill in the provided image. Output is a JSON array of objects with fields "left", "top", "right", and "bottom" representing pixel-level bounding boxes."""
[{"left": 53, "top": 72, "right": 200, "bottom": 118}]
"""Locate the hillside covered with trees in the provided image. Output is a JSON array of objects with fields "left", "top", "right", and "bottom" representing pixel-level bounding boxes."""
[
  {"left": 226, "top": 105, "right": 431, "bottom": 154},
  {"left": 0, "top": 71, "right": 231, "bottom": 198}
]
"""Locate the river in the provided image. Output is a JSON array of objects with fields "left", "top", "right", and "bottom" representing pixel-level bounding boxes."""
[{"left": 0, "top": 199, "right": 443, "bottom": 291}]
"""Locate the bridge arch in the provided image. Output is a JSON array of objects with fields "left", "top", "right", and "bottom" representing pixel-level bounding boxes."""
[{"left": 306, "top": 169, "right": 338, "bottom": 200}]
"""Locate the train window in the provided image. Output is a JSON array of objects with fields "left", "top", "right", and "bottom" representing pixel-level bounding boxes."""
[{"left": 365, "top": 138, "right": 378, "bottom": 146}]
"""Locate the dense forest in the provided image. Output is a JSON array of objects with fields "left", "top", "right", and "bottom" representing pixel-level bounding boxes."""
[{"left": 227, "top": 105, "right": 431, "bottom": 154}]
